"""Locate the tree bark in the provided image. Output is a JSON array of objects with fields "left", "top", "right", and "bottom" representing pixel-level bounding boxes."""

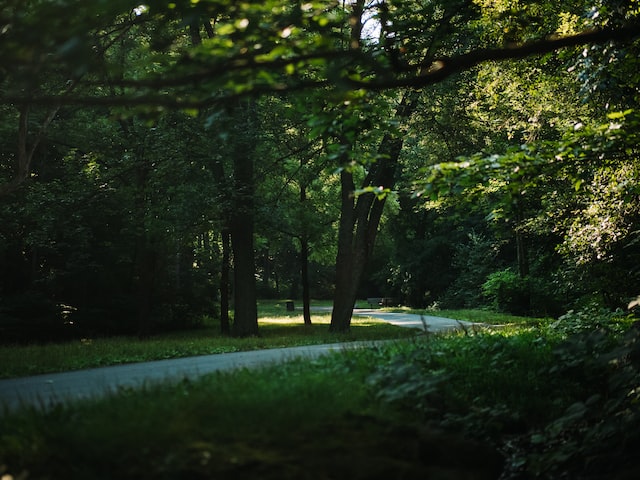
[
  {"left": 230, "top": 99, "right": 259, "bottom": 337},
  {"left": 231, "top": 212, "right": 258, "bottom": 337},
  {"left": 220, "top": 228, "right": 231, "bottom": 334},
  {"left": 330, "top": 92, "right": 419, "bottom": 332},
  {"left": 199, "top": 13, "right": 257, "bottom": 336},
  {"left": 300, "top": 234, "right": 312, "bottom": 326},
  {"left": 330, "top": 169, "right": 358, "bottom": 332},
  {"left": 329, "top": 0, "right": 367, "bottom": 332},
  {"left": 300, "top": 182, "right": 312, "bottom": 326}
]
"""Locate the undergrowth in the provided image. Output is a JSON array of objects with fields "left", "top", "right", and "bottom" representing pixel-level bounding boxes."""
[
  {"left": 369, "top": 308, "right": 640, "bottom": 479},
  {"left": 1, "top": 306, "right": 638, "bottom": 479}
]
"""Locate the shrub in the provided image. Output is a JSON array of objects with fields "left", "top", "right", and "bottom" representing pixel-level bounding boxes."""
[
  {"left": 482, "top": 268, "right": 531, "bottom": 315},
  {"left": 368, "top": 324, "right": 640, "bottom": 479},
  {"left": 440, "top": 232, "right": 498, "bottom": 308},
  {"left": 550, "top": 303, "right": 635, "bottom": 335}
]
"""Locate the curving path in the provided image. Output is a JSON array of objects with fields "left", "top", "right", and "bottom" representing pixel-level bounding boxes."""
[{"left": 0, "top": 309, "right": 467, "bottom": 413}]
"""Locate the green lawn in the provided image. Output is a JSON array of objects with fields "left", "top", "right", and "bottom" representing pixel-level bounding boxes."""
[
  {"left": 2, "top": 318, "right": 637, "bottom": 480},
  {"left": 0, "top": 301, "right": 417, "bottom": 379},
  {"left": 0, "top": 302, "right": 547, "bottom": 379}
]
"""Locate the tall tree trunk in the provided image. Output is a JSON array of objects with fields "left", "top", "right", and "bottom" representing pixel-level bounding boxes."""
[
  {"left": 230, "top": 99, "right": 259, "bottom": 337},
  {"left": 330, "top": 0, "right": 381, "bottom": 332},
  {"left": 209, "top": 152, "right": 232, "bottom": 333},
  {"left": 220, "top": 227, "right": 231, "bottom": 334},
  {"left": 330, "top": 169, "right": 358, "bottom": 332},
  {"left": 300, "top": 181, "right": 312, "bottom": 325},
  {"left": 300, "top": 234, "right": 312, "bottom": 325},
  {"left": 231, "top": 203, "right": 258, "bottom": 337},
  {"left": 330, "top": 93, "right": 419, "bottom": 332},
  {"left": 191, "top": 10, "right": 237, "bottom": 333},
  {"left": 200, "top": 6, "right": 258, "bottom": 335}
]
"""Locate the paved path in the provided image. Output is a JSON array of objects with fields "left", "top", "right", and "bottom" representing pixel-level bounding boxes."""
[
  {"left": 0, "top": 343, "right": 370, "bottom": 413},
  {"left": 0, "top": 310, "right": 468, "bottom": 413}
]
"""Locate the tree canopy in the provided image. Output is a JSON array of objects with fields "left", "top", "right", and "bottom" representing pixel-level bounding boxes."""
[{"left": 1, "top": 0, "right": 639, "bottom": 337}]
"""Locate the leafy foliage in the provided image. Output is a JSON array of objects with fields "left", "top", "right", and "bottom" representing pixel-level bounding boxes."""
[
  {"left": 1, "top": 0, "right": 639, "bottom": 336},
  {"left": 416, "top": 108, "right": 640, "bottom": 310},
  {"left": 482, "top": 268, "right": 531, "bottom": 314},
  {"left": 368, "top": 316, "right": 640, "bottom": 479},
  {"left": 440, "top": 231, "right": 499, "bottom": 308}
]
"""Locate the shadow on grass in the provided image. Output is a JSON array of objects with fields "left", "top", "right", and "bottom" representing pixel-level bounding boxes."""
[{"left": 0, "top": 343, "right": 503, "bottom": 480}]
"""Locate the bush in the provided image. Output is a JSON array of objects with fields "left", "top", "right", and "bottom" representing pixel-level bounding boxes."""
[
  {"left": 440, "top": 232, "right": 498, "bottom": 308},
  {"left": 549, "top": 303, "right": 635, "bottom": 335},
  {"left": 481, "top": 268, "right": 563, "bottom": 317},
  {"left": 482, "top": 269, "right": 531, "bottom": 315},
  {"left": 368, "top": 324, "right": 640, "bottom": 479}
]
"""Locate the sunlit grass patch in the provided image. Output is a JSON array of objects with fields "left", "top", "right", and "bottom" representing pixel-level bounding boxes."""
[
  {"left": 258, "top": 314, "right": 326, "bottom": 325},
  {"left": 259, "top": 314, "right": 383, "bottom": 327}
]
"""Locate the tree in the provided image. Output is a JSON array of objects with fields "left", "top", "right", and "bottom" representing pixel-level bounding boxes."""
[
  {"left": 255, "top": 93, "right": 340, "bottom": 321},
  {"left": 229, "top": 99, "right": 260, "bottom": 337},
  {"left": 3, "top": 2, "right": 637, "bottom": 109},
  {"left": 329, "top": 91, "right": 420, "bottom": 331},
  {"left": 328, "top": 0, "right": 486, "bottom": 331},
  {"left": 2, "top": 0, "right": 639, "bottom": 338}
]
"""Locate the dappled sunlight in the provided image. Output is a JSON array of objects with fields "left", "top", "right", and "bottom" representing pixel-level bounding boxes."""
[
  {"left": 350, "top": 317, "right": 392, "bottom": 327},
  {"left": 376, "top": 306, "right": 413, "bottom": 314},
  {"left": 382, "top": 307, "right": 548, "bottom": 327},
  {"left": 3, "top": 307, "right": 540, "bottom": 379},
  {"left": 258, "top": 314, "right": 331, "bottom": 326},
  {"left": 258, "top": 315, "right": 387, "bottom": 328},
  {"left": 466, "top": 324, "right": 541, "bottom": 338}
]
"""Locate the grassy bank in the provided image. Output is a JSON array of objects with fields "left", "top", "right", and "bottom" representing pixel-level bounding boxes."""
[
  {"left": 2, "top": 315, "right": 638, "bottom": 479},
  {"left": 0, "top": 347, "right": 417, "bottom": 479},
  {"left": 0, "top": 301, "right": 416, "bottom": 379},
  {"left": 0, "top": 304, "right": 541, "bottom": 379}
]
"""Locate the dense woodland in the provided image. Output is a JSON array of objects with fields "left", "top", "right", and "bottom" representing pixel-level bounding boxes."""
[{"left": 1, "top": 0, "right": 639, "bottom": 340}]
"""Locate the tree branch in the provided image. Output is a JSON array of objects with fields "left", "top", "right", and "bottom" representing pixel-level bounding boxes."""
[
  {"left": 353, "top": 22, "right": 640, "bottom": 90},
  {"left": 1, "top": 23, "right": 638, "bottom": 109}
]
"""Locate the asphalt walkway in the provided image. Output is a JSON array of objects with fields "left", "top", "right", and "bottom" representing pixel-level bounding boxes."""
[{"left": 0, "top": 309, "right": 470, "bottom": 413}]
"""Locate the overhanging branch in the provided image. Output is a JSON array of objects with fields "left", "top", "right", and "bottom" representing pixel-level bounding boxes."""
[
  {"left": 1, "top": 22, "right": 638, "bottom": 108},
  {"left": 349, "top": 22, "right": 640, "bottom": 90}
]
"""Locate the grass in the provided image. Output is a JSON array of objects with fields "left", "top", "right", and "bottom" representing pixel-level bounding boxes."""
[
  {"left": 382, "top": 306, "right": 547, "bottom": 326},
  {"left": 0, "top": 300, "right": 417, "bottom": 379},
  {"left": 0, "top": 302, "right": 545, "bottom": 379},
  {"left": 0, "top": 349, "right": 423, "bottom": 479},
  {"left": 1, "top": 314, "right": 637, "bottom": 479},
  {"left": 0, "top": 333, "right": 513, "bottom": 480}
]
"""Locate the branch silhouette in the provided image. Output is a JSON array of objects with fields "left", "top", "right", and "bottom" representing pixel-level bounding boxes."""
[{"left": 2, "top": 22, "right": 639, "bottom": 108}]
